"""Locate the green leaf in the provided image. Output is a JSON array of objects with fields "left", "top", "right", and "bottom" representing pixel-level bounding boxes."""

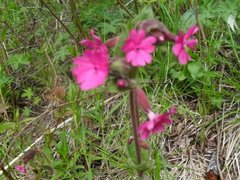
[
  {"left": 0, "top": 122, "right": 16, "bottom": 133},
  {"left": 132, "top": 6, "right": 154, "bottom": 25},
  {"left": 56, "top": 131, "right": 69, "bottom": 160},
  {"left": 0, "top": 28, "right": 7, "bottom": 41},
  {"left": 8, "top": 53, "right": 31, "bottom": 69},
  {"left": 187, "top": 62, "right": 204, "bottom": 79},
  {"left": 113, "top": 25, "right": 128, "bottom": 56},
  {"left": 23, "top": 107, "right": 31, "bottom": 117},
  {"left": 127, "top": 140, "right": 150, "bottom": 171},
  {"left": 22, "top": 87, "right": 34, "bottom": 100},
  {"left": 171, "top": 70, "right": 186, "bottom": 81},
  {"left": 179, "top": 7, "right": 196, "bottom": 30}
]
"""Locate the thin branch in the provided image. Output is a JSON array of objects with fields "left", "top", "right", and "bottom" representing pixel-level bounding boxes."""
[
  {"left": 69, "top": 0, "right": 86, "bottom": 39},
  {"left": 116, "top": 0, "right": 134, "bottom": 18},
  {"left": 0, "top": 164, "right": 15, "bottom": 180},
  {"left": 40, "top": 0, "right": 80, "bottom": 48},
  {"left": 134, "top": 0, "right": 138, "bottom": 13}
]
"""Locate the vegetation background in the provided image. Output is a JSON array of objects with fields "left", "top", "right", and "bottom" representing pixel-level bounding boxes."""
[{"left": 0, "top": 0, "right": 239, "bottom": 179}]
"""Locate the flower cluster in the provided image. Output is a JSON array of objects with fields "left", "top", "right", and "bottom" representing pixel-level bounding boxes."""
[
  {"left": 72, "top": 23, "right": 198, "bottom": 91},
  {"left": 71, "top": 21, "right": 198, "bottom": 140}
]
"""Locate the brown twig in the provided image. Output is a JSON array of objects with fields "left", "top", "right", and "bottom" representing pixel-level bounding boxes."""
[
  {"left": 40, "top": 0, "right": 80, "bottom": 48},
  {"left": 69, "top": 0, "right": 86, "bottom": 39},
  {"left": 0, "top": 164, "right": 15, "bottom": 180},
  {"left": 116, "top": 0, "right": 134, "bottom": 18}
]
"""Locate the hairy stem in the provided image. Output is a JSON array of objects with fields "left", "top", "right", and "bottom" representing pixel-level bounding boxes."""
[{"left": 129, "top": 89, "right": 143, "bottom": 178}]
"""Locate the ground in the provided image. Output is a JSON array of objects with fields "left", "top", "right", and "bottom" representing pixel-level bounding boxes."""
[{"left": 0, "top": 0, "right": 239, "bottom": 179}]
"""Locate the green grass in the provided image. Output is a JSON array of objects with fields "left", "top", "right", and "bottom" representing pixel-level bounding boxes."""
[{"left": 0, "top": 0, "right": 239, "bottom": 179}]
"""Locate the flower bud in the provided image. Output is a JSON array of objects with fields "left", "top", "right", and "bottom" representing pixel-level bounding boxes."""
[
  {"left": 136, "top": 19, "right": 176, "bottom": 44},
  {"left": 105, "top": 36, "right": 119, "bottom": 48},
  {"left": 117, "top": 79, "right": 127, "bottom": 89},
  {"left": 135, "top": 87, "right": 151, "bottom": 113}
]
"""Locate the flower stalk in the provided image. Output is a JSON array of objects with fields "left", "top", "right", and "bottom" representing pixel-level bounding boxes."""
[{"left": 129, "top": 89, "right": 143, "bottom": 179}]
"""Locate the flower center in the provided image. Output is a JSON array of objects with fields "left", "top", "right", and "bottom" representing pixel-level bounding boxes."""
[
  {"left": 94, "top": 66, "right": 99, "bottom": 71},
  {"left": 135, "top": 47, "right": 141, "bottom": 52},
  {"left": 148, "top": 111, "right": 156, "bottom": 121}
]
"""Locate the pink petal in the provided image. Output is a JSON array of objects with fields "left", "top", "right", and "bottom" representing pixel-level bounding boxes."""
[
  {"left": 80, "top": 39, "right": 96, "bottom": 49},
  {"left": 72, "top": 52, "right": 109, "bottom": 91},
  {"left": 184, "top": 25, "right": 199, "bottom": 40},
  {"left": 129, "top": 29, "right": 138, "bottom": 39},
  {"left": 175, "top": 31, "right": 184, "bottom": 43},
  {"left": 186, "top": 39, "right": 197, "bottom": 50},
  {"left": 134, "top": 29, "right": 146, "bottom": 44},
  {"left": 146, "top": 121, "right": 155, "bottom": 130},
  {"left": 161, "top": 118, "right": 172, "bottom": 125},
  {"left": 140, "top": 131, "right": 150, "bottom": 140},
  {"left": 80, "top": 70, "right": 107, "bottom": 90},
  {"left": 129, "top": 29, "right": 145, "bottom": 45},
  {"left": 178, "top": 50, "right": 191, "bottom": 65},
  {"left": 138, "top": 50, "right": 152, "bottom": 64},
  {"left": 90, "top": 29, "right": 102, "bottom": 45},
  {"left": 73, "top": 56, "right": 89, "bottom": 66},
  {"left": 122, "top": 40, "right": 136, "bottom": 52},
  {"left": 140, "top": 36, "right": 156, "bottom": 53},
  {"left": 152, "top": 124, "right": 164, "bottom": 134},
  {"left": 131, "top": 57, "right": 145, "bottom": 66},
  {"left": 173, "top": 43, "right": 183, "bottom": 56},
  {"left": 126, "top": 51, "right": 137, "bottom": 64},
  {"left": 76, "top": 69, "right": 95, "bottom": 84},
  {"left": 126, "top": 50, "right": 152, "bottom": 67}
]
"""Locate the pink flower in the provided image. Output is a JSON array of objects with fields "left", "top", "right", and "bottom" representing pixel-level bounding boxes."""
[
  {"left": 80, "top": 29, "right": 108, "bottom": 55},
  {"left": 122, "top": 29, "right": 156, "bottom": 67},
  {"left": 72, "top": 50, "right": 109, "bottom": 90},
  {"left": 173, "top": 25, "right": 199, "bottom": 64},
  {"left": 15, "top": 165, "right": 27, "bottom": 174},
  {"left": 138, "top": 107, "right": 176, "bottom": 140}
]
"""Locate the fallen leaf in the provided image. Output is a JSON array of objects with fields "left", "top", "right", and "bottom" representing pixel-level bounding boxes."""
[{"left": 0, "top": 103, "right": 9, "bottom": 113}]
